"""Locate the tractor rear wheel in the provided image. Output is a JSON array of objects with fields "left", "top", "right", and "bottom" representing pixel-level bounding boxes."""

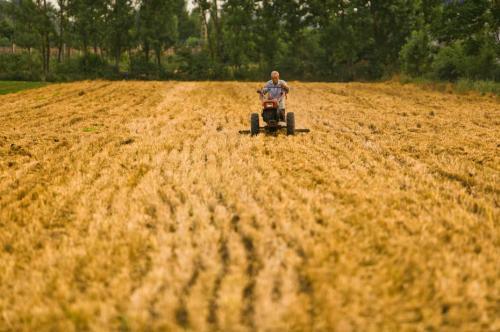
[
  {"left": 251, "top": 113, "right": 259, "bottom": 136},
  {"left": 286, "top": 112, "right": 295, "bottom": 136}
]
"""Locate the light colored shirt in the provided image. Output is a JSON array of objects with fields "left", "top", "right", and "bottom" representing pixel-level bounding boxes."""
[{"left": 262, "top": 80, "right": 288, "bottom": 100}]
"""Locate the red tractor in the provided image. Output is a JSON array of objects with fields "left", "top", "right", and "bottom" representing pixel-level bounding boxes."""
[{"left": 239, "top": 88, "right": 309, "bottom": 136}]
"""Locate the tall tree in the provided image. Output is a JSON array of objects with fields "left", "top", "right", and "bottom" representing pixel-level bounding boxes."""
[
  {"left": 193, "top": 0, "right": 214, "bottom": 61},
  {"left": 68, "top": 0, "right": 107, "bottom": 55},
  {"left": 222, "top": 0, "right": 256, "bottom": 72},
  {"left": 137, "top": 0, "right": 178, "bottom": 72},
  {"left": 31, "top": 0, "right": 53, "bottom": 78},
  {"left": 106, "top": 0, "right": 134, "bottom": 69},
  {"left": 0, "top": 1, "right": 15, "bottom": 51},
  {"left": 56, "top": 0, "right": 68, "bottom": 62}
]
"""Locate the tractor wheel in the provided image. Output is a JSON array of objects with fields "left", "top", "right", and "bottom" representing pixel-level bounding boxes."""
[
  {"left": 251, "top": 113, "right": 259, "bottom": 136},
  {"left": 286, "top": 112, "right": 295, "bottom": 136}
]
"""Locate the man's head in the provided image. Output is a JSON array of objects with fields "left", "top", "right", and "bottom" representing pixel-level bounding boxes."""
[{"left": 271, "top": 71, "right": 280, "bottom": 84}]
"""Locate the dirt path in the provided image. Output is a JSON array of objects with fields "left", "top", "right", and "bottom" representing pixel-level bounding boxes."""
[{"left": 0, "top": 81, "right": 498, "bottom": 331}]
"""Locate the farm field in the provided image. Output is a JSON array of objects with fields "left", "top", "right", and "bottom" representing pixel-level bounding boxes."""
[{"left": 0, "top": 81, "right": 498, "bottom": 331}]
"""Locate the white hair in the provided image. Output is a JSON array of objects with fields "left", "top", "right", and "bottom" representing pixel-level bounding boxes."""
[{"left": 271, "top": 71, "right": 280, "bottom": 77}]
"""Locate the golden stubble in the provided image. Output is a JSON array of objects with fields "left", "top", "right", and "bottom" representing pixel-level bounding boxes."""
[{"left": 0, "top": 81, "right": 498, "bottom": 331}]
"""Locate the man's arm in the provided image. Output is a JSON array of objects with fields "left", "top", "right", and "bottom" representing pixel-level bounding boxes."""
[
  {"left": 280, "top": 80, "right": 290, "bottom": 93},
  {"left": 262, "top": 81, "right": 271, "bottom": 94}
]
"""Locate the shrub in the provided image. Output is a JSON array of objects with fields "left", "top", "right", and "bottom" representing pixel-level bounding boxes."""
[
  {"left": 431, "top": 42, "right": 466, "bottom": 81},
  {"left": 455, "top": 79, "right": 500, "bottom": 95},
  {"left": 129, "top": 56, "right": 159, "bottom": 79},
  {"left": 400, "top": 30, "right": 433, "bottom": 77},
  {"left": 175, "top": 48, "right": 211, "bottom": 80},
  {"left": 51, "top": 54, "right": 117, "bottom": 81},
  {"left": 78, "top": 54, "right": 116, "bottom": 78},
  {"left": 467, "top": 40, "right": 499, "bottom": 81},
  {"left": 51, "top": 58, "right": 83, "bottom": 81},
  {"left": 0, "top": 53, "right": 42, "bottom": 80}
]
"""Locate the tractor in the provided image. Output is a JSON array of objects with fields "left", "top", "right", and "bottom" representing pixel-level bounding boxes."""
[{"left": 239, "top": 88, "right": 310, "bottom": 136}]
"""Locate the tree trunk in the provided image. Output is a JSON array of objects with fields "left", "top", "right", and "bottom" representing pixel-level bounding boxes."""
[
  {"left": 58, "top": 42, "right": 63, "bottom": 62},
  {"left": 200, "top": 9, "right": 214, "bottom": 61},
  {"left": 370, "top": 3, "right": 383, "bottom": 66},
  {"left": 46, "top": 32, "right": 50, "bottom": 74},
  {"left": 41, "top": 40, "right": 47, "bottom": 80},
  {"left": 43, "top": 0, "right": 50, "bottom": 77},
  {"left": 211, "top": 0, "right": 223, "bottom": 61},
  {"left": 144, "top": 40, "right": 150, "bottom": 62},
  {"left": 83, "top": 31, "right": 89, "bottom": 56},
  {"left": 57, "top": 0, "right": 64, "bottom": 63},
  {"left": 28, "top": 48, "right": 33, "bottom": 76},
  {"left": 155, "top": 48, "right": 162, "bottom": 74},
  {"left": 115, "top": 47, "right": 121, "bottom": 72},
  {"left": 200, "top": 9, "right": 208, "bottom": 43}
]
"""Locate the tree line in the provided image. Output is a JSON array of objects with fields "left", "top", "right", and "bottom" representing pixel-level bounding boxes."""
[{"left": 0, "top": 0, "right": 498, "bottom": 82}]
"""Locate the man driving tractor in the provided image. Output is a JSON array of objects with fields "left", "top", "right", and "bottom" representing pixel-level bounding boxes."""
[
  {"left": 261, "top": 71, "right": 289, "bottom": 122},
  {"left": 239, "top": 70, "right": 307, "bottom": 135}
]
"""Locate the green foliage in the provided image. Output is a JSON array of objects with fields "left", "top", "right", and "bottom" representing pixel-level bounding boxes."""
[
  {"left": 0, "top": 80, "right": 47, "bottom": 95},
  {"left": 174, "top": 47, "right": 211, "bottom": 80},
  {"left": 107, "top": 0, "right": 134, "bottom": 67},
  {"left": 429, "top": 36, "right": 499, "bottom": 82},
  {"left": 137, "top": 0, "right": 180, "bottom": 72},
  {"left": 0, "top": 9, "right": 14, "bottom": 47},
  {"left": 68, "top": 0, "right": 108, "bottom": 53},
  {"left": 11, "top": 0, "right": 40, "bottom": 50},
  {"left": 0, "top": 53, "right": 42, "bottom": 80},
  {"left": 400, "top": 30, "right": 433, "bottom": 77},
  {"left": 0, "top": 0, "right": 496, "bottom": 84},
  {"left": 467, "top": 38, "right": 500, "bottom": 81},
  {"left": 400, "top": 76, "right": 499, "bottom": 96},
  {"left": 52, "top": 54, "right": 116, "bottom": 80},
  {"left": 455, "top": 79, "right": 500, "bottom": 95},
  {"left": 431, "top": 42, "right": 466, "bottom": 81},
  {"left": 78, "top": 54, "right": 112, "bottom": 74},
  {"left": 432, "top": 0, "right": 491, "bottom": 42},
  {"left": 222, "top": 0, "right": 256, "bottom": 70},
  {"left": 129, "top": 56, "right": 159, "bottom": 79}
]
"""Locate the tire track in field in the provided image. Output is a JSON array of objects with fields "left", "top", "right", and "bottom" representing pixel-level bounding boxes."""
[
  {"left": 295, "top": 246, "right": 317, "bottom": 330},
  {"left": 206, "top": 236, "right": 230, "bottom": 330},
  {"left": 225, "top": 213, "right": 262, "bottom": 331},
  {"left": 201, "top": 83, "right": 314, "bottom": 329},
  {"left": 30, "top": 82, "right": 114, "bottom": 110},
  {"left": 120, "top": 81, "right": 207, "bottom": 329},
  {"left": 175, "top": 256, "right": 204, "bottom": 329}
]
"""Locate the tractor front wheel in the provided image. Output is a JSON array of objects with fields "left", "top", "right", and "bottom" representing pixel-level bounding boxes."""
[
  {"left": 251, "top": 113, "right": 259, "bottom": 136},
  {"left": 286, "top": 112, "right": 295, "bottom": 136}
]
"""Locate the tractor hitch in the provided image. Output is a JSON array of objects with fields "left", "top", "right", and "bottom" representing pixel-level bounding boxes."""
[{"left": 238, "top": 127, "right": 310, "bottom": 135}]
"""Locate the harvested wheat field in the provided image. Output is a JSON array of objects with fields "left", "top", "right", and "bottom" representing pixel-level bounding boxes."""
[{"left": 0, "top": 81, "right": 498, "bottom": 331}]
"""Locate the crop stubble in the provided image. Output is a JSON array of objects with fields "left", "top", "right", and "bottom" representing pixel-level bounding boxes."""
[{"left": 0, "top": 81, "right": 498, "bottom": 331}]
